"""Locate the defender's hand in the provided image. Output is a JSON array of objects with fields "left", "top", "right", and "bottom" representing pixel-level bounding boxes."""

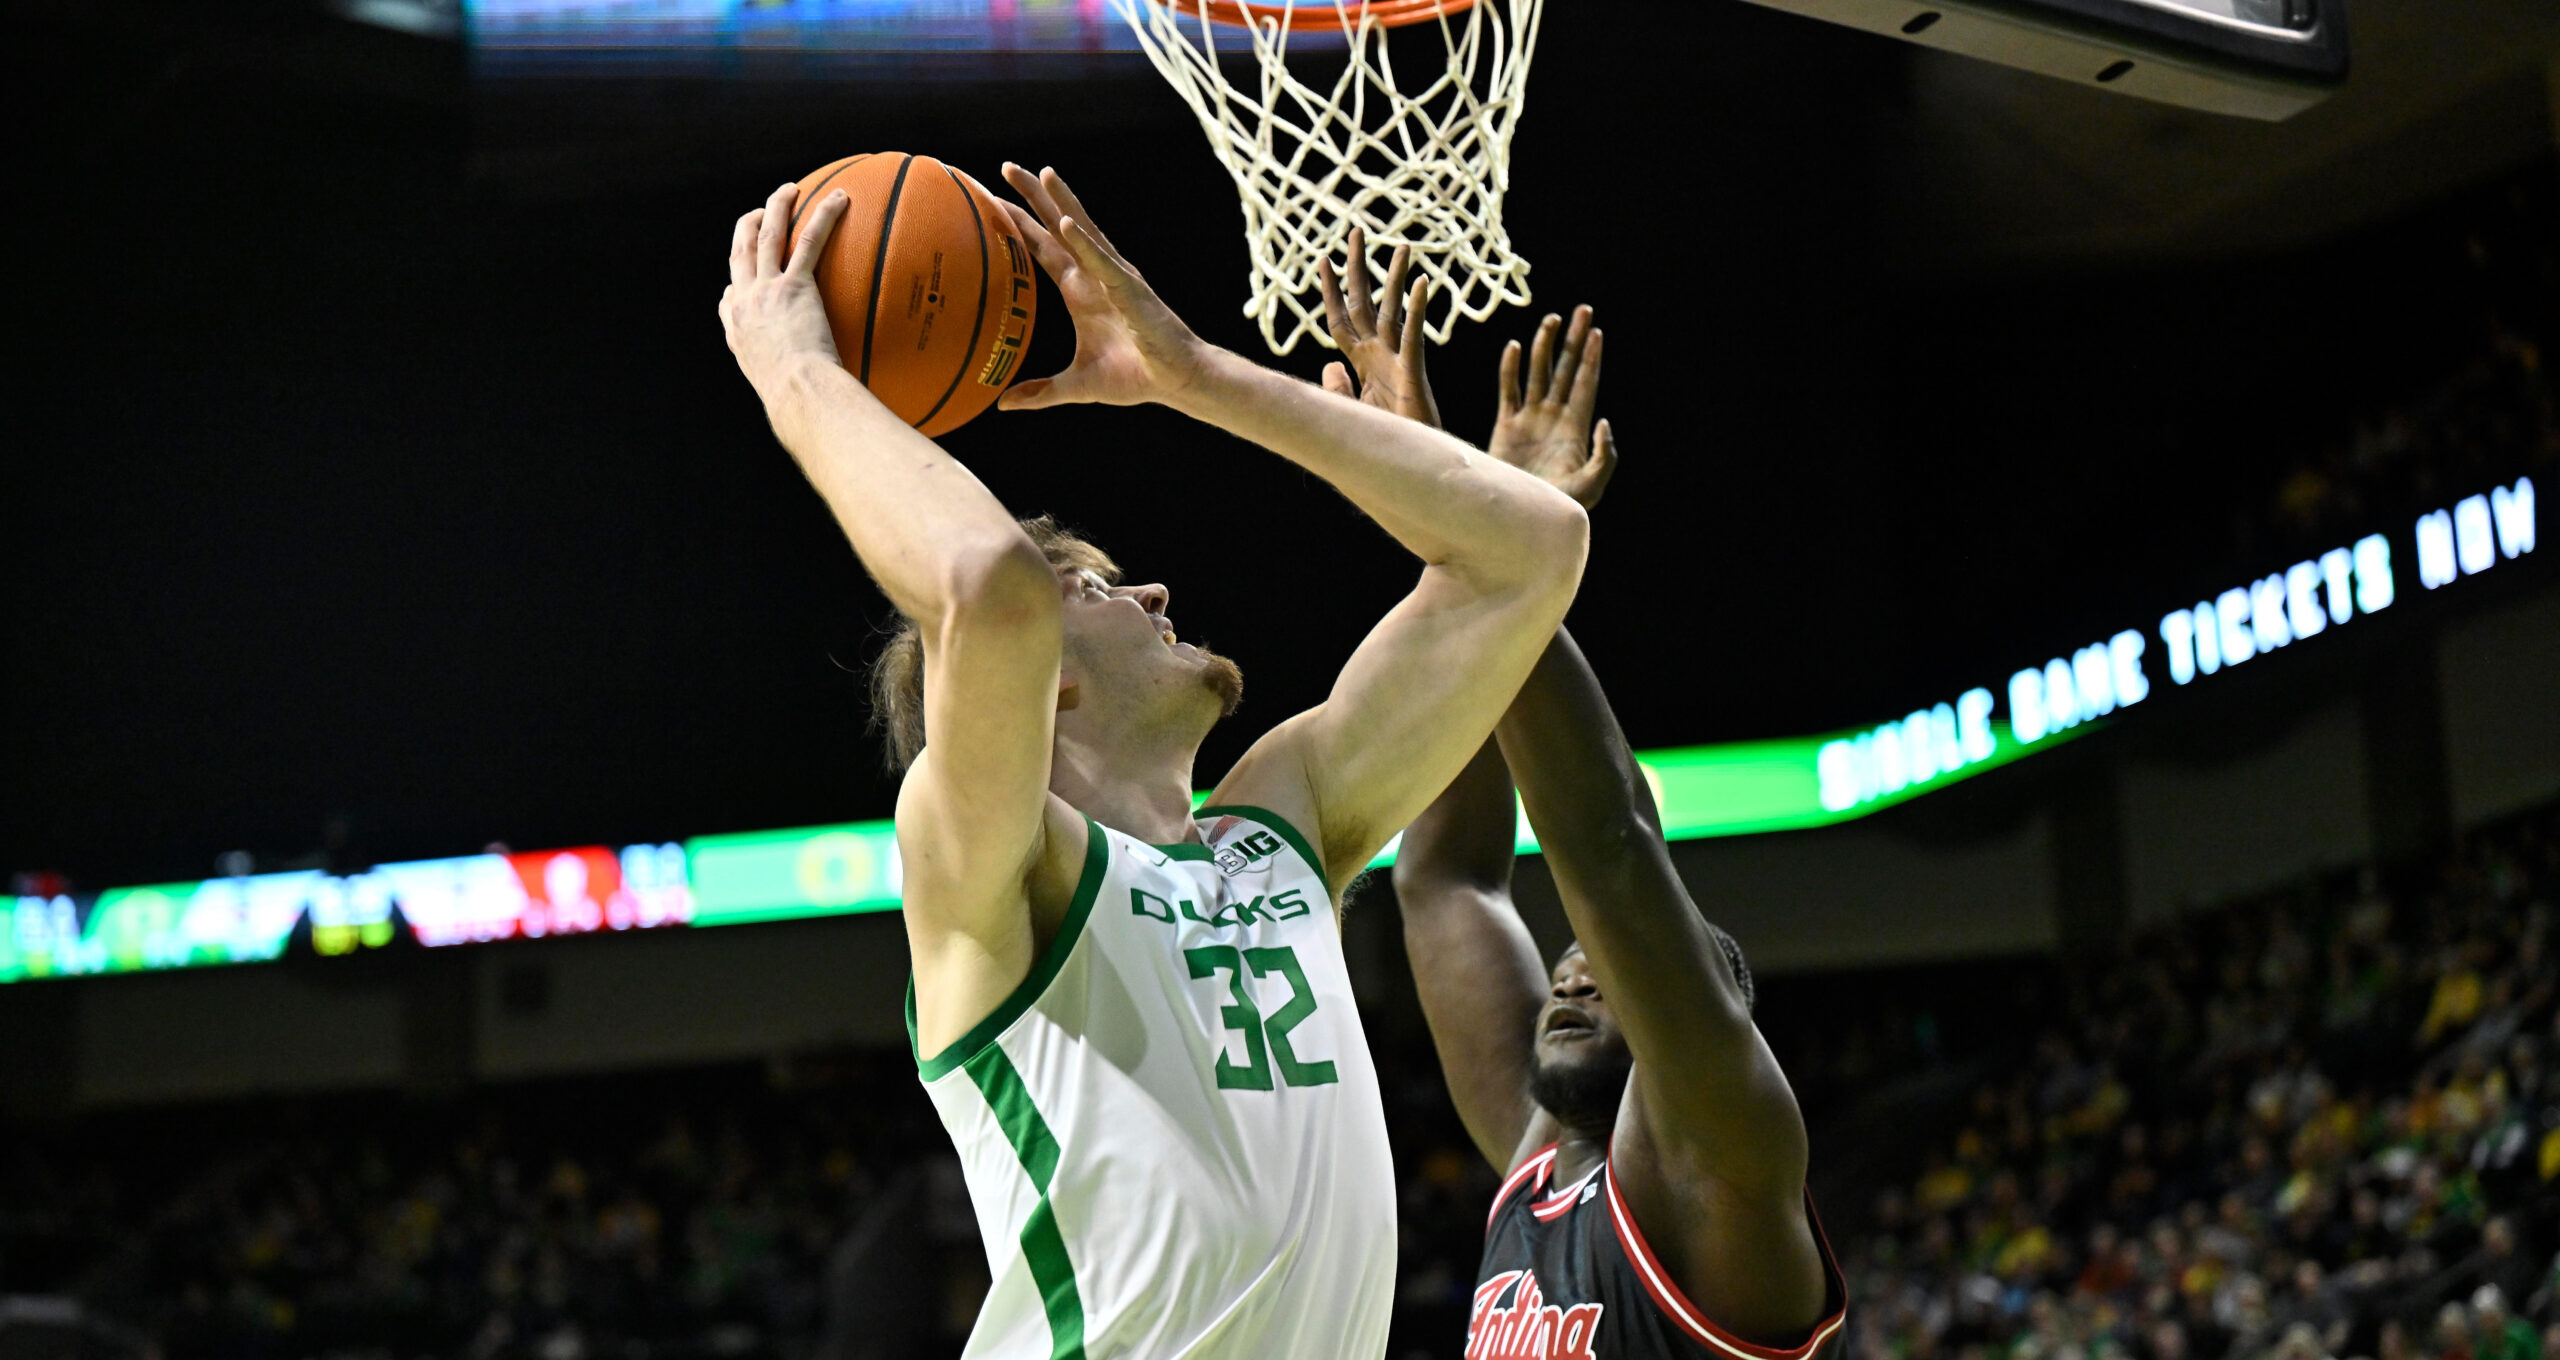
[
  {"left": 1316, "top": 227, "right": 1441, "bottom": 428},
  {"left": 996, "top": 164, "right": 1212, "bottom": 411},
  {"left": 720, "top": 181, "right": 852, "bottom": 405},
  {"left": 1488, "top": 307, "right": 1615, "bottom": 510}
]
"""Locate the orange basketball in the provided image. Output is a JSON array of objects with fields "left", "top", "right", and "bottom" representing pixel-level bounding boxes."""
[{"left": 788, "top": 153, "right": 1036, "bottom": 438}]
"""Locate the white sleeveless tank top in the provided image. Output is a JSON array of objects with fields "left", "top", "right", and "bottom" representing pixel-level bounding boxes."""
[{"left": 909, "top": 806, "right": 1396, "bottom": 1359}]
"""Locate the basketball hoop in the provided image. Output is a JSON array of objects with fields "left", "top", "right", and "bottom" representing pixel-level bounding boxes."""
[{"left": 1112, "top": 0, "right": 1543, "bottom": 355}]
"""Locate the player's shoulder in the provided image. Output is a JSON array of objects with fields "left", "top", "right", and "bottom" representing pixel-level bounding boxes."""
[{"left": 1203, "top": 719, "right": 1335, "bottom": 891}]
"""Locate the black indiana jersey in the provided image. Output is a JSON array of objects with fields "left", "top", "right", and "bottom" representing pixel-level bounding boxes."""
[{"left": 1469, "top": 1145, "right": 1848, "bottom": 1360}]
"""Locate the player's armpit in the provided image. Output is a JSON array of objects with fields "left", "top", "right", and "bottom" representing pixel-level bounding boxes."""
[
  {"left": 1218, "top": 556, "right": 1580, "bottom": 897},
  {"left": 903, "top": 792, "right": 1095, "bottom": 1063},
  {"left": 1607, "top": 1110, "right": 1835, "bottom": 1348}
]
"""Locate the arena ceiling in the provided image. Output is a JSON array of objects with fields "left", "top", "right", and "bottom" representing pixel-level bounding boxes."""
[
  {"left": 27, "top": 0, "right": 2560, "bottom": 270},
  {"left": 1871, "top": 0, "right": 2560, "bottom": 266}
]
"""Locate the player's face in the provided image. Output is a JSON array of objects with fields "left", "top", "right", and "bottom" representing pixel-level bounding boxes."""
[
  {"left": 1056, "top": 568, "right": 1243, "bottom": 722},
  {"left": 1529, "top": 945, "right": 1633, "bottom": 1123}
]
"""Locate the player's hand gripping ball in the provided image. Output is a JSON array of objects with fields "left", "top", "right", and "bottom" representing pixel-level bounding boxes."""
[{"left": 790, "top": 153, "right": 1039, "bottom": 437}]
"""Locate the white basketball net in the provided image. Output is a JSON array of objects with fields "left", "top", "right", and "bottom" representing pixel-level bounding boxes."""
[{"left": 1111, "top": 0, "right": 1543, "bottom": 355}]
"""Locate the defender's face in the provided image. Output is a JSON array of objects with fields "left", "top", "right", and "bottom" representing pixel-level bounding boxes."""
[
  {"left": 1534, "top": 946, "right": 1630, "bottom": 1074},
  {"left": 1527, "top": 944, "right": 1635, "bottom": 1125}
]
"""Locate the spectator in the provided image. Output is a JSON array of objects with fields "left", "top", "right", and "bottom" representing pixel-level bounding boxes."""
[
  {"left": 1843, "top": 796, "right": 2560, "bottom": 1360},
  {"left": 2471, "top": 1287, "right": 2537, "bottom": 1360},
  {"left": 2435, "top": 1301, "right": 2477, "bottom": 1360}
]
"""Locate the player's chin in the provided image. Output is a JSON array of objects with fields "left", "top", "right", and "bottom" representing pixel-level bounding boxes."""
[
  {"left": 1193, "top": 648, "right": 1245, "bottom": 718},
  {"left": 1535, "top": 1030, "right": 1616, "bottom": 1065},
  {"left": 1529, "top": 1039, "right": 1633, "bottom": 1123}
]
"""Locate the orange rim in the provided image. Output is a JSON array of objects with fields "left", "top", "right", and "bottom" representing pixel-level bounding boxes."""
[{"left": 1160, "top": 0, "right": 1479, "bottom": 31}]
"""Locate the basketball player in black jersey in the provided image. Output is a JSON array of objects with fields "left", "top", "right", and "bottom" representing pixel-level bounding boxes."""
[{"left": 1319, "top": 238, "right": 1847, "bottom": 1360}]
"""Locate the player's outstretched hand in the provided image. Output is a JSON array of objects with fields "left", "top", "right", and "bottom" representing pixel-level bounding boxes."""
[
  {"left": 720, "top": 181, "right": 852, "bottom": 405},
  {"left": 996, "top": 164, "right": 1211, "bottom": 412},
  {"left": 1488, "top": 307, "right": 1615, "bottom": 510},
  {"left": 1317, "top": 227, "right": 1441, "bottom": 429}
]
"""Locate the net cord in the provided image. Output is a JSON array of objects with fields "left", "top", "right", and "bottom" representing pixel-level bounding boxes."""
[{"left": 1110, "top": 0, "right": 1543, "bottom": 355}]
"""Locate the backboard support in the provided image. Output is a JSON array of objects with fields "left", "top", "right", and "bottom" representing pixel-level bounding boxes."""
[{"left": 1733, "top": 0, "right": 2347, "bottom": 120}]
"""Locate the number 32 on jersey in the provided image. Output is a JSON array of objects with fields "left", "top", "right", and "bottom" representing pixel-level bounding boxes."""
[{"left": 1185, "top": 945, "right": 1338, "bottom": 1091}]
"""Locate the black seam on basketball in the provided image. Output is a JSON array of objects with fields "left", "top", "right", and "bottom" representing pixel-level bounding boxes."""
[
  {"left": 858, "top": 155, "right": 914, "bottom": 388},
  {"left": 787, "top": 153, "right": 872, "bottom": 239},
  {"left": 915, "top": 167, "right": 992, "bottom": 432}
]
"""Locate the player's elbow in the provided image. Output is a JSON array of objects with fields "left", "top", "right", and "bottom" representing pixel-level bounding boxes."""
[
  {"left": 1390, "top": 851, "right": 1505, "bottom": 902},
  {"left": 938, "top": 533, "right": 1060, "bottom": 637},
  {"left": 1510, "top": 489, "right": 1589, "bottom": 603},
  {"left": 1554, "top": 810, "right": 1673, "bottom": 901},
  {"left": 1387, "top": 850, "right": 1440, "bottom": 898}
]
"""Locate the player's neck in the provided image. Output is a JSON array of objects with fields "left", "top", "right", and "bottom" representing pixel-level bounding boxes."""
[
  {"left": 1049, "top": 729, "right": 1203, "bottom": 847},
  {"left": 1549, "top": 1118, "right": 1615, "bottom": 1185}
]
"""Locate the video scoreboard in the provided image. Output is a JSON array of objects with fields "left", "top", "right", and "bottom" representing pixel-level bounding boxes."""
[{"left": 432, "top": 0, "right": 1347, "bottom": 71}]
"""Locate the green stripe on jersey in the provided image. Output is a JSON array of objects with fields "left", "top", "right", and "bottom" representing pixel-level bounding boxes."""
[
  {"left": 910, "top": 816, "right": 1109, "bottom": 1080},
  {"left": 965, "top": 1043, "right": 1086, "bottom": 1360}
]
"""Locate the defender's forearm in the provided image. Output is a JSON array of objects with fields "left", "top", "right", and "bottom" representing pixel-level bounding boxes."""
[
  {"left": 1166, "top": 348, "right": 1585, "bottom": 588},
  {"left": 766, "top": 357, "right": 1046, "bottom": 622},
  {"left": 1496, "top": 628, "right": 1799, "bottom": 1189},
  {"left": 1395, "top": 738, "right": 1521, "bottom": 897},
  {"left": 1494, "top": 629, "right": 1663, "bottom": 856},
  {"left": 1393, "top": 739, "right": 1550, "bottom": 1169},
  {"left": 1399, "top": 880, "right": 1549, "bottom": 1169},
  {"left": 1494, "top": 628, "right": 1753, "bottom": 992}
]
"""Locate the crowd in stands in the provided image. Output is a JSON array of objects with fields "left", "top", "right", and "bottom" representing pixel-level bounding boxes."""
[
  {"left": 2257, "top": 317, "right": 2555, "bottom": 569},
  {"left": 2250, "top": 174, "right": 2558, "bottom": 574},
  {"left": 1845, "top": 798, "right": 2560, "bottom": 1360},
  {"left": 13, "top": 796, "right": 2553, "bottom": 1360},
  {"left": 0, "top": 1054, "right": 984, "bottom": 1359},
  {"left": 5, "top": 165, "right": 2556, "bottom": 1360}
]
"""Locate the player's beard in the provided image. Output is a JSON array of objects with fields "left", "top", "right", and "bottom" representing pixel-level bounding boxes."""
[
  {"left": 1194, "top": 647, "right": 1244, "bottom": 718},
  {"left": 1530, "top": 1041, "right": 1634, "bottom": 1127}
]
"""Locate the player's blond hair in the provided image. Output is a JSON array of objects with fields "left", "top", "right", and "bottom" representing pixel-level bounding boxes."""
[{"left": 869, "top": 516, "right": 1118, "bottom": 773}]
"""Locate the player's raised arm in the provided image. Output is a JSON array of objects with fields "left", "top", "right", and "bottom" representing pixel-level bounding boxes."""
[
  {"left": 720, "top": 181, "right": 1069, "bottom": 1051},
  {"left": 1471, "top": 313, "right": 1805, "bottom": 1197},
  {"left": 1301, "top": 252, "right": 1557, "bottom": 1169},
  {"left": 1389, "top": 734, "right": 1556, "bottom": 1170},
  {"left": 1417, "top": 310, "right": 1824, "bottom": 1339},
  {"left": 996, "top": 167, "right": 1591, "bottom": 892}
]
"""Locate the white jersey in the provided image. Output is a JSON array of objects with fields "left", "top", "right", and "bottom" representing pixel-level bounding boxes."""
[{"left": 910, "top": 806, "right": 1397, "bottom": 1360}]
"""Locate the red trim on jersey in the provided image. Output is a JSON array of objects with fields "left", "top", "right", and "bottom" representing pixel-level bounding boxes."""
[
  {"left": 1599, "top": 1161, "right": 1848, "bottom": 1360},
  {"left": 1487, "top": 1145, "right": 1559, "bottom": 1229},
  {"left": 1531, "top": 1164, "right": 1602, "bottom": 1221}
]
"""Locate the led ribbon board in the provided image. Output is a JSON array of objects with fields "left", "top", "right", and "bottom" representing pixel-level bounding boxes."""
[
  {"left": 2, "top": 478, "right": 2533, "bottom": 984},
  {"left": 2, "top": 846, "right": 693, "bottom": 982},
  {"left": 1814, "top": 477, "right": 2535, "bottom": 818}
]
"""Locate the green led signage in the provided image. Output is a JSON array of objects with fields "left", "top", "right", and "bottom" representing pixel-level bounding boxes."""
[{"left": 5, "top": 476, "right": 2529, "bottom": 983}]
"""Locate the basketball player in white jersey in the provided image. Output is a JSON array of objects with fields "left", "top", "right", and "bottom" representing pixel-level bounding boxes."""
[
  {"left": 1323, "top": 258, "right": 1845, "bottom": 1360},
  {"left": 719, "top": 170, "right": 1592, "bottom": 1358}
]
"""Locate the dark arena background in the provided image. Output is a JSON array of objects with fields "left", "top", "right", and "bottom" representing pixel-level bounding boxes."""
[{"left": 8, "top": 0, "right": 2560, "bottom": 1357}]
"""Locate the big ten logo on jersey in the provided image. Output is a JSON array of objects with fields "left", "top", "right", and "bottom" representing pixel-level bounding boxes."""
[
  {"left": 1127, "top": 883, "right": 1314, "bottom": 931},
  {"left": 1468, "top": 1271, "right": 1603, "bottom": 1360},
  {"left": 1214, "top": 829, "right": 1284, "bottom": 876}
]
